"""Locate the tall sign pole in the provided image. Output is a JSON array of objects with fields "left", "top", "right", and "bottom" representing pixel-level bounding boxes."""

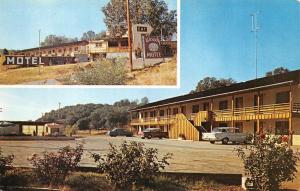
[
  {"left": 251, "top": 12, "right": 260, "bottom": 79},
  {"left": 125, "top": 0, "right": 133, "bottom": 71}
]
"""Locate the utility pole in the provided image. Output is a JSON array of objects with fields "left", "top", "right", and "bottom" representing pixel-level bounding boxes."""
[
  {"left": 125, "top": 0, "right": 133, "bottom": 71},
  {"left": 251, "top": 12, "right": 260, "bottom": 79},
  {"left": 38, "top": 29, "right": 41, "bottom": 75}
]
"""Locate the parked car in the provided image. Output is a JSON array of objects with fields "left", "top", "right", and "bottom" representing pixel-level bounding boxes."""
[
  {"left": 202, "top": 127, "right": 252, "bottom": 144},
  {"left": 140, "top": 128, "right": 168, "bottom": 139},
  {"left": 107, "top": 128, "right": 133, "bottom": 137}
]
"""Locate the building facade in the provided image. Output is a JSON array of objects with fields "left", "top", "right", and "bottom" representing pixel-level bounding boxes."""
[
  {"left": 17, "top": 41, "right": 89, "bottom": 57},
  {"left": 15, "top": 38, "right": 176, "bottom": 62},
  {"left": 130, "top": 70, "right": 300, "bottom": 145},
  {"left": 0, "top": 121, "right": 64, "bottom": 136}
]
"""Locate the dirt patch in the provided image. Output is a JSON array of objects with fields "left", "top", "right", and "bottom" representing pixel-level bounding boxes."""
[{"left": 126, "top": 56, "right": 177, "bottom": 86}]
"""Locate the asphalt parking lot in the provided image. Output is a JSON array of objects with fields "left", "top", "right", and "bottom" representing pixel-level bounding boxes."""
[{"left": 0, "top": 135, "right": 243, "bottom": 173}]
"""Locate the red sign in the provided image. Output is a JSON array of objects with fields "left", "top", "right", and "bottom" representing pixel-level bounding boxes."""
[{"left": 144, "top": 36, "right": 162, "bottom": 59}]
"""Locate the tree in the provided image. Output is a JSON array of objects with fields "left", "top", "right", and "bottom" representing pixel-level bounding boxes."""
[
  {"left": 81, "top": 31, "right": 96, "bottom": 41},
  {"left": 95, "top": 31, "right": 107, "bottom": 40},
  {"left": 266, "top": 67, "right": 290, "bottom": 76},
  {"left": 102, "top": 0, "right": 177, "bottom": 39},
  {"left": 140, "top": 97, "right": 149, "bottom": 106},
  {"left": 41, "top": 35, "right": 78, "bottom": 47},
  {"left": 192, "top": 77, "right": 236, "bottom": 93}
]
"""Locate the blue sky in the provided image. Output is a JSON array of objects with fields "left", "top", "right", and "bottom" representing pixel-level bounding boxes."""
[
  {"left": 0, "top": 0, "right": 177, "bottom": 50},
  {"left": 0, "top": 0, "right": 300, "bottom": 121}
]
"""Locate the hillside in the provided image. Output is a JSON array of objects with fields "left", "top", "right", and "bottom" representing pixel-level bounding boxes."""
[{"left": 37, "top": 99, "right": 146, "bottom": 130}]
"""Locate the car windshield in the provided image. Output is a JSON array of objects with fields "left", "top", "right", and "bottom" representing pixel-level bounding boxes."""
[{"left": 212, "top": 128, "right": 227, "bottom": 132}]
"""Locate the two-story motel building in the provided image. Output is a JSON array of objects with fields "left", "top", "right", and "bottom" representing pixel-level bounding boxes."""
[{"left": 131, "top": 70, "right": 300, "bottom": 145}]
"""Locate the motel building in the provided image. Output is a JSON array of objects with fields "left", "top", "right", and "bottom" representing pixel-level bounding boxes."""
[
  {"left": 130, "top": 70, "right": 300, "bottom": 145},
  {"left": 0, "top": 121, "right": 64, "bottom": 136},
  {"left": 10, "top": 37, "right": 176, "bottom": 64},
  {"left": 14, "top": 37, "right": 131, "bottom": 62}
]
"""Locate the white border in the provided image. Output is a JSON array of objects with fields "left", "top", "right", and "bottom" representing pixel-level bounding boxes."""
[{"left": 0, "top": 0, "right": 181, "bottom": 89}]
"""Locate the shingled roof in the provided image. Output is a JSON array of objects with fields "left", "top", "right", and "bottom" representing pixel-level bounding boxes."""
[{"left": 132, "top": 69, "right": 300, "bottom": 111}]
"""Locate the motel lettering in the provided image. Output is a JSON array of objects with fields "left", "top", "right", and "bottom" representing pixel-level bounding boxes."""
[{"left": 4, "top": 56, "right": 44, "bottom": 65}]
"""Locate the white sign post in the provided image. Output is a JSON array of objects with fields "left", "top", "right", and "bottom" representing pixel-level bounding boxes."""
[{"left": 132, "top": 24, "right": 153, "bottom": 58}]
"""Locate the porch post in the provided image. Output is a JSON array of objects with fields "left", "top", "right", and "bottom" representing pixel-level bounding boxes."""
[
  {"left": 210, "top": 98, "right": 213, "bottom": 132},
  {"left": 257, "top": 92, "right": 260, "bottom": 134},
  {"left": 289, "top": 84, "right": 293, "bottom": 147},
  {"left": 231, "top": 95, "right": 234, "bottom": 127}
]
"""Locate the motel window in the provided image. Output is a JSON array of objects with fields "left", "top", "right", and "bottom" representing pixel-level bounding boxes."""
[
  {"left": 108, "top": 41, "right": 118, "bottom": 47},
  {"left": 180, "top": 106, "right": 186, "bottom": 115},
  {"left": 235, "top": 122, "right": 243, "bottom": 133},
  {"left": 69, "top": 48, "right": 73, "bottom": 51},
  {"left": 167, "top": 108, "right": 171, "bottom": 116},
  {"left": 219, "top": 123, "right": 228, "bottom": 127},
  {"left": 235, "top": 97, "right": 244, "bottom": 108},
  {"left": 219, "top": 100, "right": 228, "bottom": 110},
  {"left": 275, "top": 121, "right": 289, "bottom": 135},
  {"left": 203, "top": 102, "right": 210, "bottom": 111},
  {"left": 150, "top": 111, "right": 156, "bottom": 118},
  {"left": 192, "top": 105, "right": 200, "bottom": 113},
  {"left": 276, "top": 91, "right": 290, "bottom": 104},
  {"left": 58, "top": 49, "right": 62, "bottom": 53},
  {"left": 254, "top": 94, "right": 264, "bottom": 106},
  {"left": 121, "top": 40, "right": 128, "bottom": 47},
  {"left": 173, "top": 108, "right": 179, "bottom": 115},
  {"left": 96, "top": 43, "right": 102, "bottom": 47},
  {"left": 159, "top": 110, "right": 165, "bottom": 116},
  {"left": 52, "top": 50, "right": 55, "bottom": 53},
  {"left": 144, "top": 112, "right": 148, "bottom": 118},
  {"left": 75, "top": 47, "right": 79, "bottom": 51}
]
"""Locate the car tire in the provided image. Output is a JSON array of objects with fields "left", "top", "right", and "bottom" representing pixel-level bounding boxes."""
[
  {"left": 147, "top": 135, "right": 152, "bottom": 139},
  {"left": 222, "top": 138, "right": 229, "bottom": 145},
  {"left": 210, "top": 141, "right": 215, "bottom": 144},
  {"left": 159, "top": 136, "right": 162, "bottom": 139},
  {"left": 141, "top": 137, "right": 145, "bottom": 139},
  {"left": 232, "top": 141, "right": 236, "bottom": 145}
]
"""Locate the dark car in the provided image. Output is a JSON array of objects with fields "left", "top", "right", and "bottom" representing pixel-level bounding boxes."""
[
  {"left": 140, "top": 128, "right": 168, "bottom": 139},
  {"left": 107, "top": 128, "right": 133, "bottom": 137}
]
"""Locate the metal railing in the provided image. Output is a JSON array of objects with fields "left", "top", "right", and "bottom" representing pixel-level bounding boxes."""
[{"left": 131, "top": 103, "right": 299, "bottom": 124}]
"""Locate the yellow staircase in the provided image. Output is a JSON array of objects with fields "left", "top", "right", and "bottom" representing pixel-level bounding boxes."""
[{"left": 168, "top": 111, "right": 208, "bottom": 141}]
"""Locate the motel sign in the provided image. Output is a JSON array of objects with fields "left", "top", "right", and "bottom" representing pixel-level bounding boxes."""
[
  {"left": 3, "top": 56, "right": 44, "bottom": 65},
  {"left": 144, "top": 36, "right": 162, "bottom": 59}
]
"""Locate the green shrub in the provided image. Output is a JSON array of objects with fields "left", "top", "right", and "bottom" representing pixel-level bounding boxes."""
[
  {"left": 70, "top": 58, "right": 128, "bottom": 85},
  {"left": 0, "top": 147, "right": 14, "bottom": 183},
  {"left": 28, "top": 144, "right": 84, "bottom": 185},
  {"left": 65, "top": 172, "right": 112, "bottom": 191},
  {"left": 1, "top": 169, "right": 34, "bottom": 187},
  {"left": 91, "top": 141, "right": 172, "bottom": 188},
  {"left": 236, "top": 133, "right": 300, "bottom": 191}
]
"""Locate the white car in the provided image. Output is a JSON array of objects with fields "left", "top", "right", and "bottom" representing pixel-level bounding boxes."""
[{"left": 202, "top": 127, "right": 252, "bottom": 144}]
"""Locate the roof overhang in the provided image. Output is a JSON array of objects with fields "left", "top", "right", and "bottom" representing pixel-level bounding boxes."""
[{"left": 131, "top": 80, "right": 294, "bottom": 112}]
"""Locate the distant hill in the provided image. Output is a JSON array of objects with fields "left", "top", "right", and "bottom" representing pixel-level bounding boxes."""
[{"left": 37, "top": 99, "right": 146, "bottom": 130}]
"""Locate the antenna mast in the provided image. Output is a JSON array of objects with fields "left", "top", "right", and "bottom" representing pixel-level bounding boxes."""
[{"left": 251, "top": 12, "right": 260, "bottom": 79}]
